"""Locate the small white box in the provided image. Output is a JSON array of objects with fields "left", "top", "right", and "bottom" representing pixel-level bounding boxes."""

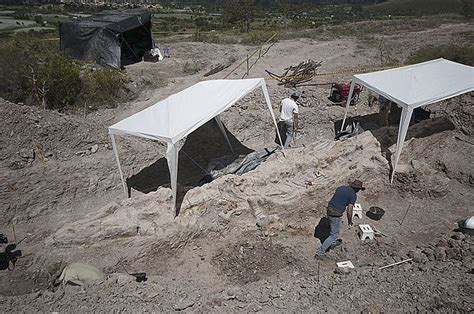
[
  {"left": 358, "top": 224, "right": 374, "bottom": 241},
  {"left": 336, "top": 261, "right": 355, "bottom": 269},
  {"left": 353, "top": 203, "right": 363, "bottom": 219}
]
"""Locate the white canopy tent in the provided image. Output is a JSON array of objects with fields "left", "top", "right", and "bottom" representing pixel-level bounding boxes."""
[
  {"left": 108, "top": 78, "right": 284, "bottom": 211},
  {"left": 340, "top": 58, "right": 474, "bottom": 182}
]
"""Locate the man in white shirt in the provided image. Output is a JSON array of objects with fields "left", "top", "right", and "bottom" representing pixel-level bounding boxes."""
[{"left": 278, "top": 91, "right": 300, "bottom": 148}]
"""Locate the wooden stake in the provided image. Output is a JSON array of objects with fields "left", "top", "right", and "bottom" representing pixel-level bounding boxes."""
[
  {"left": 378, "top": 258, "right": 413, "bottom": 270},
  {"left": 399, "top": 204, "right": 411, "bottom": 226},
  {"left": 223, "top": 32, "right": 277, "bottom": 79},
  {"left": 246, "top": 54, "right": 249, "bottom": 76},
  {"left": 12, "top": 224, "right": 16, "bottom": 243},
  {"left": 317, "top": 261, "right": 320, "bottom": 284}
]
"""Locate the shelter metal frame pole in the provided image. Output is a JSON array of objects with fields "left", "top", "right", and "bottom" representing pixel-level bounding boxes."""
[
  {"left": 166, "top": 143, "right": 180, "bottom": 216},
  {"left": 390, "top": 106, "right": 413, "bottom": 183},
  {"left": 340, "top": 80, "right": 356, "bottom": 132},
  {"left": 260, "top": 82, "right": 284, "bottom": 151},
  {"left": 110, "top": 133, "right": 128, "bottom": 196},
  {"left": 214, "top": 115, "right": 235, "bottom": 154}
]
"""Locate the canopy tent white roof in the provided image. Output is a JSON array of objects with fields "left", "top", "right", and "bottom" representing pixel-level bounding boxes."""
[
  {"left": 108, "top": 78, "right": 283, "bottom": 213},
  {"left": 340, "top": 58, "right": 474, "bottom": 182}
]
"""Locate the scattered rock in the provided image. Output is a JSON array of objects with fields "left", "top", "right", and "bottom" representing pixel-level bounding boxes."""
[
  {"left": 434, "top": 247, "right": 447, "bottom": 262},
  {"left": 452, "top": 233, "right": 466, "bottom": 241},
  {"left": 445, "top": 248, "right": 462, "bottom": 260},
  {"left": 408, "top": 249, "right": 428, "bottom": 264},
  {"left": 436, "top": 238, "right": 449, "bottom": 247},
  {"left": 90, "top": 144, "right": 99, "bottom": 154},
  {"left": 411, "top": 160, "right": 433, "bottom": 176},
  {"left": 19, "top": 148, "right": 34, "bottom": 160},
  {"left": 418, "top": 264, "right": 428, "bottom": 272},
  {"left": 447, "top": 238, "right": 459, "bottom": 248},
  {"left": 174, "top": 298, "right": 195, "bottom": 311},
  {"left": 422, "top": 248, "right": 435, "bottom": 261},
  {"left": 115, "top": 274, "right": 135, "bottom": 286},
  {"left": 88, "top": 176, "right": 100, "bottom": 192}
]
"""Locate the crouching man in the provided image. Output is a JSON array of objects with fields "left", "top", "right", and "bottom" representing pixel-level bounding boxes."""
[{"left": 315, "top": 179, "right": 365, "bottom": 260}]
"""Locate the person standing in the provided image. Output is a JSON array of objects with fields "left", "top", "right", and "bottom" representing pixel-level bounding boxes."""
[
  {"left": 278, "top": 91, "right": 300, "bottom": 148},
  {"left": 315, "top": 180, "right": 366, "bottom": 260}
]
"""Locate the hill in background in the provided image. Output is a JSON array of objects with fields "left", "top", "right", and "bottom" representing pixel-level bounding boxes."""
[{"left": 367, "top": 0, "right": 471, "bottom": 16}]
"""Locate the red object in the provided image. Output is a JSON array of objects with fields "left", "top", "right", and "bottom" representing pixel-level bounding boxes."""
[
  {"left": 328, "top": 82, "right": 362, "bottom": 105},
  {"left": 334, "top": 83, "right": 361, "bottom": 97}
]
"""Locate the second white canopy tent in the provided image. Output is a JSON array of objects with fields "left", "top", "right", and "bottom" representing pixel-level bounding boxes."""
[{"left": 340, "top": 58, "right": 474, "bottom": 182}]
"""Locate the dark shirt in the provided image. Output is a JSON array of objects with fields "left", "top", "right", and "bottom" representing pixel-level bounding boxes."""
[{"left": 328, "top": 186, "right": 357, "bottom": 215}]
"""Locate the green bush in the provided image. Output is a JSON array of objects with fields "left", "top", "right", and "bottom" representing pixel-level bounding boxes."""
[
  {"left": 0, "top": 35, "right": 81, "bottom": 109},
  {"left": 80, "top": 68, "right": 127, "bottom": 110},
  {"left": 192, "top": 30, "right": 222, "bottom": 43},
  {"left": 0, "top": 34, "right": 127, "bottom": 111},
  {"left": 407, "top": 45, "right": 474, "bottom": 66},
  {"left": 34, "top": 15, "right": 43, "bottom": 25},
  {"left": 367, "top": 0, "right": 464, "bottom": 17}
]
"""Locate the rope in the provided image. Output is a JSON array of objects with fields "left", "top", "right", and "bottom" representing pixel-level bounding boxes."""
[{"left": 181, "top": 150, "right": 210, "bottom": 175}]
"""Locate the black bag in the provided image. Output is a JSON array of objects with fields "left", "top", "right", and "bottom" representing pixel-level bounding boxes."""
[{"left": 314, "top": 217, "right": 330, "bottom": 243}]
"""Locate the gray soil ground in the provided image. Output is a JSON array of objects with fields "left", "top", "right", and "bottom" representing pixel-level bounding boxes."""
[{"left": 0, "top": 20, "right": 473, "bottom": 312}]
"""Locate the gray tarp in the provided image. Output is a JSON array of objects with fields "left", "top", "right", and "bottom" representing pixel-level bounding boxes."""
[{"left": 201, "top": 147, "right": 278, "bottom": 183}]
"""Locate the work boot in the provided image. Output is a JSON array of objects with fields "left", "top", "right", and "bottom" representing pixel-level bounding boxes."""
[{"left": 314, "top": 254, "right": 330, "bottom": 261}]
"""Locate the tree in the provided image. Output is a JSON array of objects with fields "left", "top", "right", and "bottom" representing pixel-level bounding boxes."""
[
  {"left": 223, "top": 0, "right": 256, "bottom": 32},
  {"left": 34, "top": 15, "right": 43, "bottom": 25},
  {"left": 460, "top": 0, "right": 473, "bottom": 19},
  {"left": 195, "top": 17, "right": 210, "bottom": 31}
]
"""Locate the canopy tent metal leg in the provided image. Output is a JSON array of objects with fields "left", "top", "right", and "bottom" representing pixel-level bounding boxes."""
[
  {"left": 261, "top": 83, "right": 284, "bottom": 149},
  {"left": 166, "top": 142, "right": 180, "bottom": 216},
  {"left": 340, "top": 80, "right": 356, "bottom": 132},
  {"left": 110, "top": 133, "right": 128, "bottom": 196},
  {"left": 214, "top": 115, "right": 234, "bottom": 154},
  {"left": 390, "top": 106, "right": 413, "bottom": 183}
]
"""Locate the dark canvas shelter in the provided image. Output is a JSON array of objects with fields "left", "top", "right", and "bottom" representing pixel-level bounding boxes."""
[{"left": 60, "top": 9, "right": 153, "bottom": 68}]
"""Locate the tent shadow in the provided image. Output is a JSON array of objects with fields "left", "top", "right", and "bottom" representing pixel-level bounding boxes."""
[
  {"left": 334, "top": 109, "right": 455, "bottom": 178},
  {"left": 126, "top": 119, "right": 254, "bottom": 215}
]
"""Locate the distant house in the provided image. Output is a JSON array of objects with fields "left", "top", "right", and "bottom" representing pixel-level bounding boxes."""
[{"left": 60, "top": 9, "right": 153, "bottom": 68}]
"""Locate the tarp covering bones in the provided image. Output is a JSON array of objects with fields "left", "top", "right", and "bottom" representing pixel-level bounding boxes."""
[{"left": 60, "top": 9, "right": 153, "bottom": 68}]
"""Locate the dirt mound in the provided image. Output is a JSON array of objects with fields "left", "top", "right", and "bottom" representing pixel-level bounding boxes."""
[
  {"left": 212, "top": 235, "right": 296, "bottom": 284},
  {"left": 0, "top": 98, "right": 110, "bottom": 168}
]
